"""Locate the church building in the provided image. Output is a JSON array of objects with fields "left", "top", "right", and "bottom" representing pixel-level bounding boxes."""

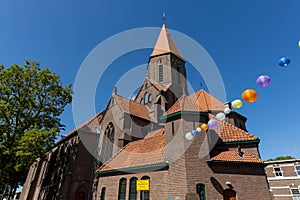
[{"left": 21, "top": 23, "right": 272, "bottom": 200}]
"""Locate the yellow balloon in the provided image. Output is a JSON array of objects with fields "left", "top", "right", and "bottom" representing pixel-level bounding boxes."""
[
  {"left": 298, "top": 40, "right": 300, "bottom": 48},
  {"left": 232, "top": 99, "right": 242, "bottom": 108},
  {"left": 242, "top": 89, "right": 258, "bottom": 103},
  {"left": 201, "top": 123, "right": 208, "bottom": 131}
]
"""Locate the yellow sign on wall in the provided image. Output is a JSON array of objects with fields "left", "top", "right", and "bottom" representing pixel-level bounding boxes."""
[{"left": 136, "top": 180, "right": 149, "bottom": 191}]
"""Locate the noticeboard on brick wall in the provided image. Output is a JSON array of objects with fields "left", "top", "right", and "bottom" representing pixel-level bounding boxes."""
[{"left": 136, "top": 180, "right": 149, "bottom": 190}]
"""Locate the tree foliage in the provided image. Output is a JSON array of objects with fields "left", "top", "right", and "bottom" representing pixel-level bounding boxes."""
[
  {"left": 266, "top": 155, "right": 296, "bottom": 161},
  {"left": 0, "top": 60, "right": 72, "bottom": 195}
]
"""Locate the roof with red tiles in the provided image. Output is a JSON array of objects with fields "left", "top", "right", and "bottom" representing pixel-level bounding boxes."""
[
  {"left": 209, "top": 115, "right": 258, "bottom": 143},
  {"left": 113, "top": 95, "right": 152, "bottom": 121},
  {"left": 210, "top": 149, "right": 264, "bottom": 163},
  {"left": 150, "top": 24, "right": 184, "bottom": 60},
  {"left": 97, "top": 128, "right": 165, "bottom": 172},
  {"left": 164, "top": 90, "right": 227, "bottom": 116}
]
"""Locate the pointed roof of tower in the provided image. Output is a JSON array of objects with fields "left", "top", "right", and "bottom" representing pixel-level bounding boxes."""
[{"left": 151, "top": 24, "right": 184, "bottom": 60}]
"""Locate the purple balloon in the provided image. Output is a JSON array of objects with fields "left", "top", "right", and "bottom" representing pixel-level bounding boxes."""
[
  {"left": 208, "top": 119, "right": 218, "bottom": 129},
  {"left": 256, "top": 75, "right": 271, "bottom": 87}
]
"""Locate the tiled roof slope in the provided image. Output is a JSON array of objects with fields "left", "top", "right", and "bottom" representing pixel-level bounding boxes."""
[
  {"left": 209, "top": 115, "right": 258, "bottom": 143},
  {"left": 164, "top": 90, "right": 226, "bottom": 116},
  {"left": 98, "top": 128, "right": 165, "bottom": 172},
  {"left": 150, "top": 24, "right": 184, "bottom": 60},
  {"left": 113, "top": 95, "right": 152, "bottom": 121},
  {"left": 210, "top": 149, "right": 264, "bottom": 163}
]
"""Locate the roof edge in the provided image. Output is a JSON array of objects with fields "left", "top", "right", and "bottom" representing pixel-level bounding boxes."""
[
  {"left": 161, "top": 110, "right": 208, "bottom": 119},
  {"left": 96, "top": 162, "right": 169, "bottom": 175},
  {"left": 222, "top": 139, "right": 260, "bottom": 145},
  {"left": 206, "top": 160, "right": 265, "bottom": 165},
  {"left": 264, "top": 159, "right": 300, "bottom": 164}
]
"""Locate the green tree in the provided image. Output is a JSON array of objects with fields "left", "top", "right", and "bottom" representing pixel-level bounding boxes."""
[
  {"left": 266, "top": 155, "right": 296, "bottom": 161},
  {"left": 0, "top": 60, "right": 72, "bottom": 196}
]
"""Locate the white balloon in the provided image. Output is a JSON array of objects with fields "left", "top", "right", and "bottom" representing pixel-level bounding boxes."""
[
  {"left": 185, "top": 132, "right": 193, "bottom": 140},
  {"left": 196, "top": 127, "right": 202, "bottom": 132},
  {"left": 216, "top": 112, "right": 226, "bottom": 121},
  {"left": 224, "top": 107, "right": 231, "bottom": 114}
]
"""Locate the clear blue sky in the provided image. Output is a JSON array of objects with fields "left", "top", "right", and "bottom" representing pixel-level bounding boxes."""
[{"left": 1, "top": 0, "right": 300, "bottom": 160}]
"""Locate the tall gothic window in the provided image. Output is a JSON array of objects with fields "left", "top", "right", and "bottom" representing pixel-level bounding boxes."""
[
  {"left": 118, "top": 178, "right": 127, "bottom": 200},
  {"left": 129, "top": 177, "right": 138, "bottom": 200},
  {"left": 100, "top": 122, "right": 115, "bottom": 163},
  {"left": 159, "top": 65, "right": 163, "bottom": 82},
  {"left": 100, "top": 187, "right": 106, "bottom": 200},
  {"left": 140, "top": 98, "right": 144, "bottom": 105},
  {"left": 140, "top": 176, "right": 150, "bottom": 200},
  {"left": 196, "top": 183, "right": 206, "bottom": 200},
  {"left": 177, "top": 66, "right": 181, "bottom": 84},
  {"left": 144, "top": 92, "right": 149, "bottom": 104},
  {"left": 148, "top": 94, "right": 152, "bottom": 103}
]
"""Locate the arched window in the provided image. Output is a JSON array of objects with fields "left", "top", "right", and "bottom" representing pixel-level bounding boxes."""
[
  {"left": 177, "top": 66, "right": 181, "bottom": 83},
  {"left": 144, "top": 93, "right": 149, "bottom": 104},
  {"left": 140, "top": 98, "right": 144, "bottom": 105},
  {"left": 100, "top": 187, "right": 106, "bottom": 200},
  {"left": 75, "top": 185, "right": 86, "bottom": 200},
  {"left": 129, "top": 177, "right": 138, "bottom": 200},
  {"left": 148, "top": 94, "right": 152, "bottom": 103},
  {"left": 118, "top": 178, "right": 127, "bottom": 200},
  {"left": 140, "top": 176, "right": 150, "bottom": 200},
  {"left": 196, "top": 183, "right": 206, "bottom": 200},
  {"left": 100, "top": 122, "right": 115, "bottom": 163},
  {"left": 223, "top": 189, "right": 236, "bottom": 200}
]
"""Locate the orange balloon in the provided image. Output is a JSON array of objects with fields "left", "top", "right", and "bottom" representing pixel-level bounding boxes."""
[
  {"left": 242, "top": 89, "right": 258, "bottom": 102},
  {"left": 201, "top": 123, "right": 208, "bottom": 131}
]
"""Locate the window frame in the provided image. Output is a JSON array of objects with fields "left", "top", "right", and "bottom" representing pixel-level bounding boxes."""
[
  {"left": 273, "top": 167, "right": 283, "bottom": 177},
  {"left": 148, "top": 94, "right": 152, "bottom": 103},
  {"left": 159, "top": 65, "right": 163, "bottom": 82},
  {"left": 118, "top": 178, "right": 127, "bottom": 200},
  {"left": 290, "top": 188, "right": 300, "bottom": 200},
  {"left": 100, "top": 187, "right": 106, "bottom": 200},
  {"left": 140, "top": 98, "right": 144, "bottom": 105},
  {"left": 140, "top": 176, "right": 150, "bottom": 200},
  {"left": 196, "top": 183, "right": 206, "bottom": 200},
  {"left": 129, "top": 177, "right": 138, "bottom": 200},
  {"left": 144, "top": 92, "right": 149, "bottom": 104},
  {"left": 295, "top": 165, "right": 300, "bottom": 176}
]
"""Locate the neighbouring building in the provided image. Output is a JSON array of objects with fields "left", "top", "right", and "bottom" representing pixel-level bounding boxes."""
[
  {"left": 21, "top": 23, "right": 272, "bottom": 200},
  {"left": 265, "top": 159, "right": 300, "bottom": 200}
]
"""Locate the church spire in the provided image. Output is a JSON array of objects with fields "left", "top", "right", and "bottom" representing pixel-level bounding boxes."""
[{"left": 150, "top": 24, "right": 184, "bottom": 60}]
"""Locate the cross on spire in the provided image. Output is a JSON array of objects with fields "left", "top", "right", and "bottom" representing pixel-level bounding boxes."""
[{"left": 162, "top": 12, "right": 166, "bottom": 24}]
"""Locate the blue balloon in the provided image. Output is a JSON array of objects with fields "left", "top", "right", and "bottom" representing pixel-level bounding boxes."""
[
  {"left": 278, "top": 57, "right": 291, "bottom": 67},
  {"left": 191, "top": 130, "right": 197, "bottom": 136}
]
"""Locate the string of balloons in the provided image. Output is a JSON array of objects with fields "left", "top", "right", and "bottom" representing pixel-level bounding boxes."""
[{"left": 185, "top": 55, "right": 291, "bottom": 141}]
